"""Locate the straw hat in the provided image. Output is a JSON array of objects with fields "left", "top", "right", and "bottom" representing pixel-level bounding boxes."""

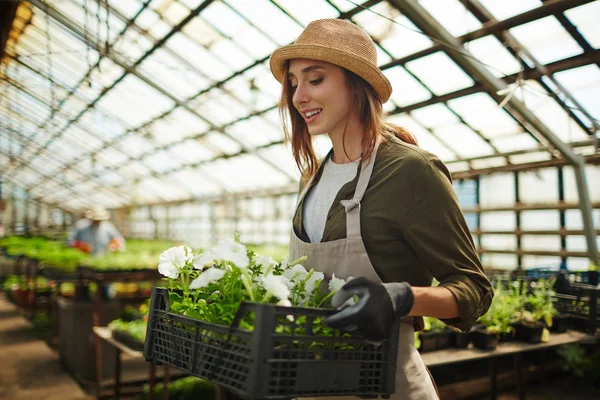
[
  {"left": 89, "top": 206, "right": 110, "bottom": 221},
  {"left": 270, "top": 18, "right": 392, "bottom": 103}
]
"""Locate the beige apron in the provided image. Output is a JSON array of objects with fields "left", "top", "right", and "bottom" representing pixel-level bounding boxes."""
[{"left": 288, "top": 142, "right": 439, "bottom": 400}]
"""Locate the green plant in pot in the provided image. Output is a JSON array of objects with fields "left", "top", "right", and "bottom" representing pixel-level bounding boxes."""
[
  {"left": 509, "top": 280, "right": 546, "bottom": 343},
  {"left": 528, "top": 278, "right": 563, "bottom": 334},
  {"left": 474, "top": 281, "right": 518, "bottom": 350}
]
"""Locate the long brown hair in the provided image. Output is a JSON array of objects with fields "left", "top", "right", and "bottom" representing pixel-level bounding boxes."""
[{"left": 278, "top": 62, "right": 418, "bottom": 180}]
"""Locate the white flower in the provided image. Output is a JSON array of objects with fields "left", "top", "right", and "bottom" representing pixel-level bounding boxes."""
[
  {"left": 305, "top": 271, "right": 324, "bottom": 294},
  {"left": 193, "top": 250, "right": 215, "bottom": 270},
  {"left": 190, "top": 268, "right": 226, "bottom": 289},
  {"left": 328, "top": 273, "right": 346, "bottom": 292},
  {"left": 255, "top": 255, "right": 277, "bottom": 273},
  {"left": 211, "top": 238, "right": 249, "bottom": 269},
  {"left": 261, "top": 274, "right": 291, "bottom": 300},
  {"left": 158, "top": 246, "right": 193, "bottom": 278},
  {"left": 277, "top": 299, "right": 292, "bottom": 307},
  {"left": 282, "top": 264, "right": 308, "bottom": 281}
]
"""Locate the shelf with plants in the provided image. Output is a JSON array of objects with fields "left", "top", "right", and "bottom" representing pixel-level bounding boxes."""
[
  {"left": 108, "top": 303, "right": 149, "bottom": 352},
  {"left": 144, "top": 235, "right": 400, "bottom": 399}
]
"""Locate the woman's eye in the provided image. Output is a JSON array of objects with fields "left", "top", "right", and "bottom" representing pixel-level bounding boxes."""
[
  {"left": 309, "top": 78, "right": 323, "bottom": 85},
  {"left": 290, "top": 85, "right": 297, "bottom": 92}
]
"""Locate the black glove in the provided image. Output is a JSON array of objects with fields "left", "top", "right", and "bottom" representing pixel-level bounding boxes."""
[{"left": 324, "top": 276, "right": 414, "bottom": 342}]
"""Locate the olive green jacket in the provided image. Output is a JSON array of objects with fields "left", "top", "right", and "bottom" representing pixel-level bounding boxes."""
[{"left": 293, "top": 136, "right": 493, "bottom": 331}]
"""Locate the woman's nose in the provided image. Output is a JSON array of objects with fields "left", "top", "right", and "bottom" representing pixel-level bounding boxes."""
[{"left": 293, "top": 83, "right": 309, "bottom": 107}]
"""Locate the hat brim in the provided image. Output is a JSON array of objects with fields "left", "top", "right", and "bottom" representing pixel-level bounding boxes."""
[{"left": 270, "top": 44, "right": 392, "bottom": 103}]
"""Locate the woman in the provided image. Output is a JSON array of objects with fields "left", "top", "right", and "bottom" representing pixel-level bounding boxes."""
[{"left": 269, "top": 19, "right": 493, "bottom": 399}]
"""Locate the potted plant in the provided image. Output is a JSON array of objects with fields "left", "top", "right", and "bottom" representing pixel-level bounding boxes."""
[
  {"left": 449, "top": 326, "right": 470, "bottom": 348},
  {"left": 528, "top": 278, "right": 562, "bottom": 334},
  {"left": 474, "top": 281, "right": 519, "bottom": 349}
]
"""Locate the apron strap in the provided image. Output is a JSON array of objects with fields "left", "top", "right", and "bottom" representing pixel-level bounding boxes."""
[{"left": 341, "top": 141, "right": 379, "bottom": 238}]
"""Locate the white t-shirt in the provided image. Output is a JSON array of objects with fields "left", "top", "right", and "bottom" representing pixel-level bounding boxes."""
[{"left": 303, "top": 156, "right": 360, "bottom": 243}]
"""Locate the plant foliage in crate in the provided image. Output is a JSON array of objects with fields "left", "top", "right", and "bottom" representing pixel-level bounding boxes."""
[{"left": 144, "top": 287, "right": 400, "bottom": 399}]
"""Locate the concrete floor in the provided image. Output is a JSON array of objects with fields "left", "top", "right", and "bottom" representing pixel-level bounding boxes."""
[{"left": 0, "top": 294, "right": 93, "bottom": 400}]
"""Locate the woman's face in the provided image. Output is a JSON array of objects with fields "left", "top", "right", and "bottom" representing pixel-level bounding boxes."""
[{"left": 288, "top": 59, "right": 353, "bottom": 136}]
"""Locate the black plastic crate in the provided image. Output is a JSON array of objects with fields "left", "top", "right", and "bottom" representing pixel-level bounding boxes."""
[
  {"left": 553, "top": 283, "right": 599, "bottom": 334},
  {"left": 144, "top": 287, "right": 400, "bottom": 399}
]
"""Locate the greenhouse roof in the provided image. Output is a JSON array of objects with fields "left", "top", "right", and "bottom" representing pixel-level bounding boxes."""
[{"left": 1, "top": 0, "right": 599, "bottom": 212}]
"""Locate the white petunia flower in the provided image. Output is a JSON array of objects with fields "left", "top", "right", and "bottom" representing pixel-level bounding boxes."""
[
  {"left": 211, "top": 238, "right": 249, "bottom": 269},
  {"left": 193, "top": 250, "right": 215, "bottom": 270},
  {"left": 261, "top": 274, "right": 291, "bottom": 300},
  {"left": 158, "top": 246, "right": 193, "bottom": 278},
  {"left": 305, "top": 271, "right": 325, "bottom": 294},
  {"left": 255, "top": 255, "right": 277, "bottom": 273},
  {"left": 190, "top": 268, "right": 226, "bottom": 289},
  {"left": 328, "top": 273, "right": 346, "bottom": 292},
  {"left": 282, "top": 264, "right": 308, "bottom": 281}
]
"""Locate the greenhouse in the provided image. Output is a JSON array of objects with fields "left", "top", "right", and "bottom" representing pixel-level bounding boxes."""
[{"left": 0, "top": 0, "right": 599, "bottom": 399}]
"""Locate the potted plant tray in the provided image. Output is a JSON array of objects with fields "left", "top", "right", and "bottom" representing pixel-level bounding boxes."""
[{"left": 144, "top": 287, "right": 401, "bottom": 399}]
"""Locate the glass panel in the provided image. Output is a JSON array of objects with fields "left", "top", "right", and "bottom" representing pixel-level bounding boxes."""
[
  {"left": 565, "top": 2, "right": 600, "bottom": 49},
  {"left": 167, "top": 32, "right": 233, "bottom": 81},
  {"left": 274, "top": 0, "right": 339, "bottom": 26},
  {"left": 138, "top": 49, "right": 211, "bottom": 101},
  {"left": 155, "top": 0, "right": 191, "bottom": 26},
  {"left": 147, "top": 107, "right": 210, "bottom": 146},
  {"left": 189, "top": 89, "right": 250, "bottom": 126},
  {"left": 491, "top": 133, "right": 539, "bottom": 152},
  {"left": 257, "top": 144, "right": 301, "bottom": 181},
  {"left": 522, "top": 235, "right": 561, "bottom": 251},
  {"left": 226, "top": 116, "right": 283, "bottom": 148},
  {"left": 95, "top": 75, "right": 176, "bottom": 128},
  {"left": 508, "top": 151, "right": 551, "bottom": 164},
  {"left": 481, "top": 253, "right": 518, "bottom": 270},
  {"left": 563, "top": 165, "right": 600, "bottom": 202},
  {"left": 225, "top": 0, "right": 303, "bottom": 46},
  {"left": 405, "top": 52, "right": 475, "bottom": 95},
  {"left": 169, "top": 140, "right": 215, "bottom": 163},
  {"left": 61, "top": 125, "right": 105, "bottom": 153},
  {"left": 433, "top": 123, "right": 494, "bottom": 158},
  {"left": 143, "top": 151, "right": 183, "bottom": 173},
  {"left": 95, "top": 147, "right": 130, "bottom": 168},
  {"left": 480, "top": 173, "right": 515, "bottom": 205},
  {"left": 203, "top": 132, "right": 243, "bottom": 155},
  {"left": 385, "top": 66, "right": 432, "bottom": 107},
  {"left": 482, "top": 235, "right": 517, "bottom": 251},
  {"left": 464, "top": 35, "right": 522, "bottom": 78},
  {"left": 521, "top": 210, "right": 560, "bottom": 230},
  {"left": 509, "top": 17, "right": 583, "bottom": 65},
  {"left": 553, "top": 65, "right": 600, "bottom": 128},
  {"left": 516, "top": 81, "right": 589, "bottom": 142},
  {"left": 447, "top": 93, "right": 522, "bottom": 138},
  {"left": 387, "top": 114, "right": 457, "bottom": 161},
  {"left": 167, "top": 169, "right": 223, "bottom": 195},
  {"left": 419, "top": 0, "right": 482, "bottom": 37},
  {"left": 119, "top": 135, "right": 155, "bottom": 158},
  {"left": 410, "top": 103, "right": 460, "bottom": 129},
  {"left": 519, "top": 169, "right": 559, "bottom": 202},
  {"left": 477, "top": 0, "right": 542, "bottom": 21},
  {"left": 200, "top": 154, "right": 289, "bottom": 191},
  {"left": 470, "top": 157, "right": 507, "bottom": 170}
]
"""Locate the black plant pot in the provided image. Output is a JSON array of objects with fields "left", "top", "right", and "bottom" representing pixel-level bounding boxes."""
[
  {"left": 549, "top": 314, "right": 569, "bottom": 333},
  {"left": 452, "top": 330, "right": 470, "bottom": 348},
  {"left": 471, "top": 329, "right": 498, "bottom": 350},
  {"left": 436, "top": 329, "right": 453, "bottom": 350},
  {"left": 499, "top": 329, "right": 516, "bottom": 342},
  {"left": 514, "top": 322, "right": 545, "bottom": 343},
  {"left": 588, "top": 271, "right": 599, "bottom": 286},
  {"left": 419, "top": 332, "right": 438, "bottom": 352}
]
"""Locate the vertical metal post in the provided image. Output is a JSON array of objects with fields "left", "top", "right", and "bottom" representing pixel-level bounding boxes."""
[
  {"left": 514, "top": 171, "right": 522, "bottom": 269},
  {"left": 558, "top": 167, "right": 567, "bottom": 267},
  {"left": 573, "top": 158, "right": 599, "bottom": 265}
]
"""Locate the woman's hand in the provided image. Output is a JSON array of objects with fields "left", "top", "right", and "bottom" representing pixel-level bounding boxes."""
[{"left": 324, "top": 277, "right": 414, "bottom": 341}]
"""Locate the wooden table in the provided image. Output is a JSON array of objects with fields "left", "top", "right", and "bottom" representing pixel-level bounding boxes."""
[
  {"left": 92, "top": 326, "right": 170, "bottom": 400},
  {"left": 420, "top": 331, "right": 594, "bottom": 400}
]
